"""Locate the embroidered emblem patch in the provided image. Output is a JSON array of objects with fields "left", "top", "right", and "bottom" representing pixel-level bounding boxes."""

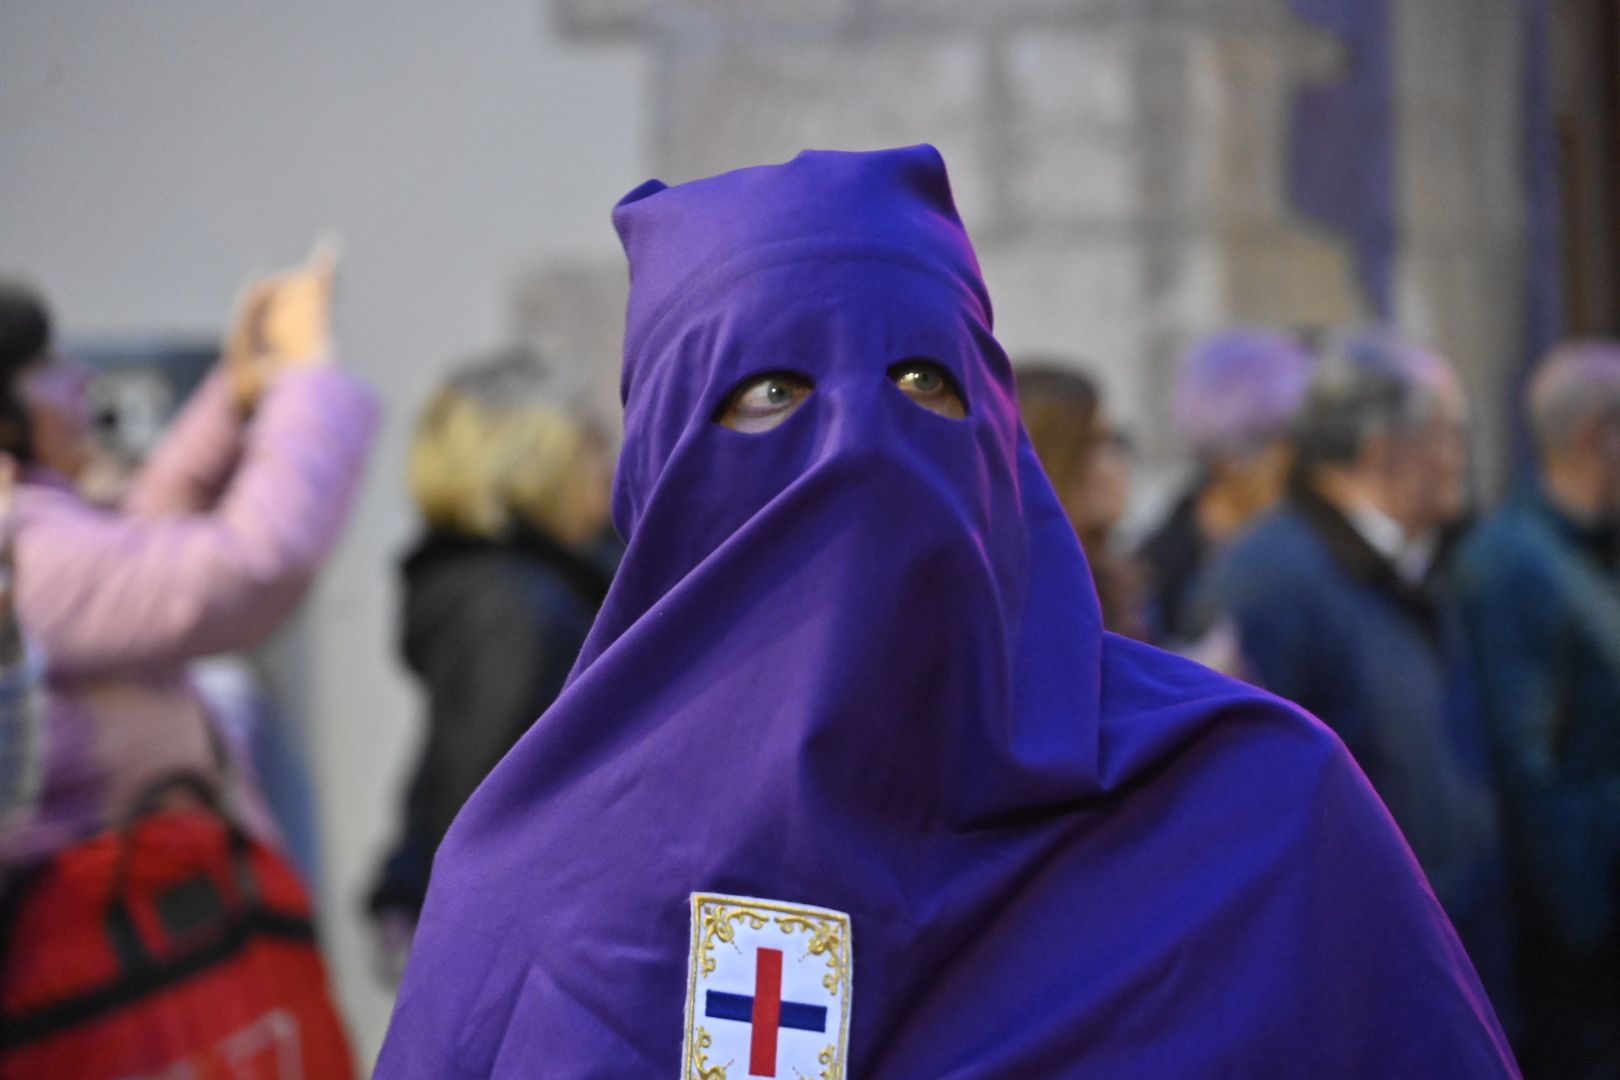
[{"left": 682, "top": 893, "right": 853, "bottom": 1080}]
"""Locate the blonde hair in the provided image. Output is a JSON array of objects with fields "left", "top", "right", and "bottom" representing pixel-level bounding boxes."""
[{"left": 408, "top": 348, "right": 605, "bottom": 542}]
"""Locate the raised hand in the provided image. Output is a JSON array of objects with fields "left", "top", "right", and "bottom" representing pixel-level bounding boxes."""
[
  {"left": 258, "top": 235, "right": 339, "bottom": 367},
  {"left": 224, "top": 236, "right": 341, "bottom": 411}
]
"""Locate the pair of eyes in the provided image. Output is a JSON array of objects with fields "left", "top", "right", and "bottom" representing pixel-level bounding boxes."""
[{"left": 715, "top": 360, "right": 967, "bottom": 433}]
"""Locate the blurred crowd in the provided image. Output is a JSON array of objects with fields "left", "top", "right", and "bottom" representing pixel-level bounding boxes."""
[
  {"left": 0, "top": 250, "right": 1616, "bottom": 1078},
  {"left": 1020, "top": 330, "right": 1620, "bottom": 1080}
]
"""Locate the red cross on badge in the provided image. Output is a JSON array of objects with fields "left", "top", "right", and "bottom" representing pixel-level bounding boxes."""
[{"left": 703, "top": 947, "right": 830, "bottom": 1076}]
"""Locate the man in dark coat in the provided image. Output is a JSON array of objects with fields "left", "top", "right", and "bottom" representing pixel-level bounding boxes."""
[{"left": 1209, "top": 330, "right": 1514, "bottom": 1020}]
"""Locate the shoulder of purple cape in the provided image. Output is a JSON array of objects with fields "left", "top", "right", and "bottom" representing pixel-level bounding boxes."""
[{"left": 376, "top": 637, "right": 1518, "bottom": 1079}]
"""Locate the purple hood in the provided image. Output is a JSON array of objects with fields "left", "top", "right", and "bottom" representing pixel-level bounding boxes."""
[{"left": 377, "top": 146, "right": 1515, "bottom": 1078}]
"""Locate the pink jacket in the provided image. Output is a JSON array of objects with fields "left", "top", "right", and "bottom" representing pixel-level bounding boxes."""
[{"left": 2, "top": 364, "right": 376, "bottom": 862}]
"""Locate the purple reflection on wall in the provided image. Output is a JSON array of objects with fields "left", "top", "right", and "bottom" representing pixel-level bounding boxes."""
[{"left": 1287, "top": 0, "right": 1396, "bottom": 319}]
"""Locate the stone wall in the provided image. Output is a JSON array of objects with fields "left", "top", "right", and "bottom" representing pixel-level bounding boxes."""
[{"left": 523, "top": 0, "right": 1531, "bottom": 491}]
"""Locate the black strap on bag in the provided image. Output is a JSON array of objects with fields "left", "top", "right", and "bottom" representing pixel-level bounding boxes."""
[{"left": 101, "top": 770, "right": 258, "bottom": 974}]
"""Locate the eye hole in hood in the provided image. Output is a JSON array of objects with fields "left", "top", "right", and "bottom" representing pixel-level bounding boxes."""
[
  {"left": 713, "top": 370, "right": 815, "bottom": 433},
  {"left": 889, "top": 357, "right": 967, "bottom": 419}
]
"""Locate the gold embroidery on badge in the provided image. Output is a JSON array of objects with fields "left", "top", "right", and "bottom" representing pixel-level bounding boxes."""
[
  {"left": 774, "top": 914, "right": 848, "bottom": 997},
  {"left": 688, "top": 1026, "right": 729, "bottom": 1080},
  {"left": 698, "top": 903, "right": 769, "bottom": 976}
]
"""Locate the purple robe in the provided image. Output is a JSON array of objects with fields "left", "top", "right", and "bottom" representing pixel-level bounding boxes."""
[{"left": 376, "top": 145, "right": 1517, "bottom": 1077}]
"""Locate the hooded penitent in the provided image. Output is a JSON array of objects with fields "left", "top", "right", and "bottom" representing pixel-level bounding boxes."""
[{"left": 377, "top": 147, "right": 1516, "bottom": 1078}]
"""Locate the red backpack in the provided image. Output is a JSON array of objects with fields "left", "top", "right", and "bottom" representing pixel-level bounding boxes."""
[{"left": 0, "top": 775, "right": 354, "bottom": 1079}]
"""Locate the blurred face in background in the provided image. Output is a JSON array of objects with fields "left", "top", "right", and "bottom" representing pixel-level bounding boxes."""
[
  {"left": 1564, "top": 406, "right": 1620, "bottom": 519},
  {"left": 17, "top": 353, "right": 96, "bottom": 481},
  {"left": 1208, "top": 436, "right": 1295, "bottom": 523},
  {"left": 1172, "top": 328, "right": 1312, "bottom": 532},
  {"left": 1065, "top": 424, "right": 1131, "bottom": 539},
  {"left": 1377, "top": 375, "right": 1470, "bottom": 535},
  {"left": 1599, "top": 412, "right": 1620, "bottom": 516},
  {"left": 550, "top": 428, "right": 614, "bottom": 548},
  {"left": 1527, "top": 343, "right": 1620, "bottom": 521},
  {"left": 1015, "top": 365, "right": 1129, "bottom": 544}
]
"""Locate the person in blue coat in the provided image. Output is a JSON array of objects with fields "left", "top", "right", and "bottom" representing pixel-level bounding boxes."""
[
  {"left": 1208, "top": 330, "right": 1514, "bottom": 1021},
  {"left": 1452, "top": 340, "right": 1620, "bottom": 1080}
]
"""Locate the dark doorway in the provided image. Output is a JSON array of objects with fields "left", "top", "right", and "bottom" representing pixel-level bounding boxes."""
[{"left": 1553, "top": 0, "right": 1620, "bottom": 334}]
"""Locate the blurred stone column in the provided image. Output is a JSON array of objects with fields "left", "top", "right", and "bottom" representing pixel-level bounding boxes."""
[{"left": 1391, "top": 0, "right": 1525, "bottom": 496}]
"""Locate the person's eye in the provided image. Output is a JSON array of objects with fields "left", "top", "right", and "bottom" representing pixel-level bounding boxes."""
[
  {"left": 714, "top": 371, "right": 814, "bottom": 433},
  {"left": 888, "top": 359, "right": 967, "bottom": 419}
]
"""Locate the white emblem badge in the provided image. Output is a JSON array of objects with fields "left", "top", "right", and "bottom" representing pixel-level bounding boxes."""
[{"left": 682, "top": 893, "right": 853, "bottom": 1080}]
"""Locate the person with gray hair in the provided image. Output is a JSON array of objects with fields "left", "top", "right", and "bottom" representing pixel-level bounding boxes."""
[
  {"left": 1451, "top": 339, "right": 1620, "bottom": 1080},
  {"left": 1207, "top": 328, "right": 1513, "bottom": 1022},
  {"left": 1138, "top": 328, "right": 1311, "bottom": 646}
]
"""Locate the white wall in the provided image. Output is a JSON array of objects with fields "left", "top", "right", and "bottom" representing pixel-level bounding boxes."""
[{"left": 0, "top": 2, "right": 648, "bottom": 1066}]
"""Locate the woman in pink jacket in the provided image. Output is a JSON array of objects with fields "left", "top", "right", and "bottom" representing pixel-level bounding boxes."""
[{"left": 0, "top": 246, "right": 376, "bottom": 864}]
